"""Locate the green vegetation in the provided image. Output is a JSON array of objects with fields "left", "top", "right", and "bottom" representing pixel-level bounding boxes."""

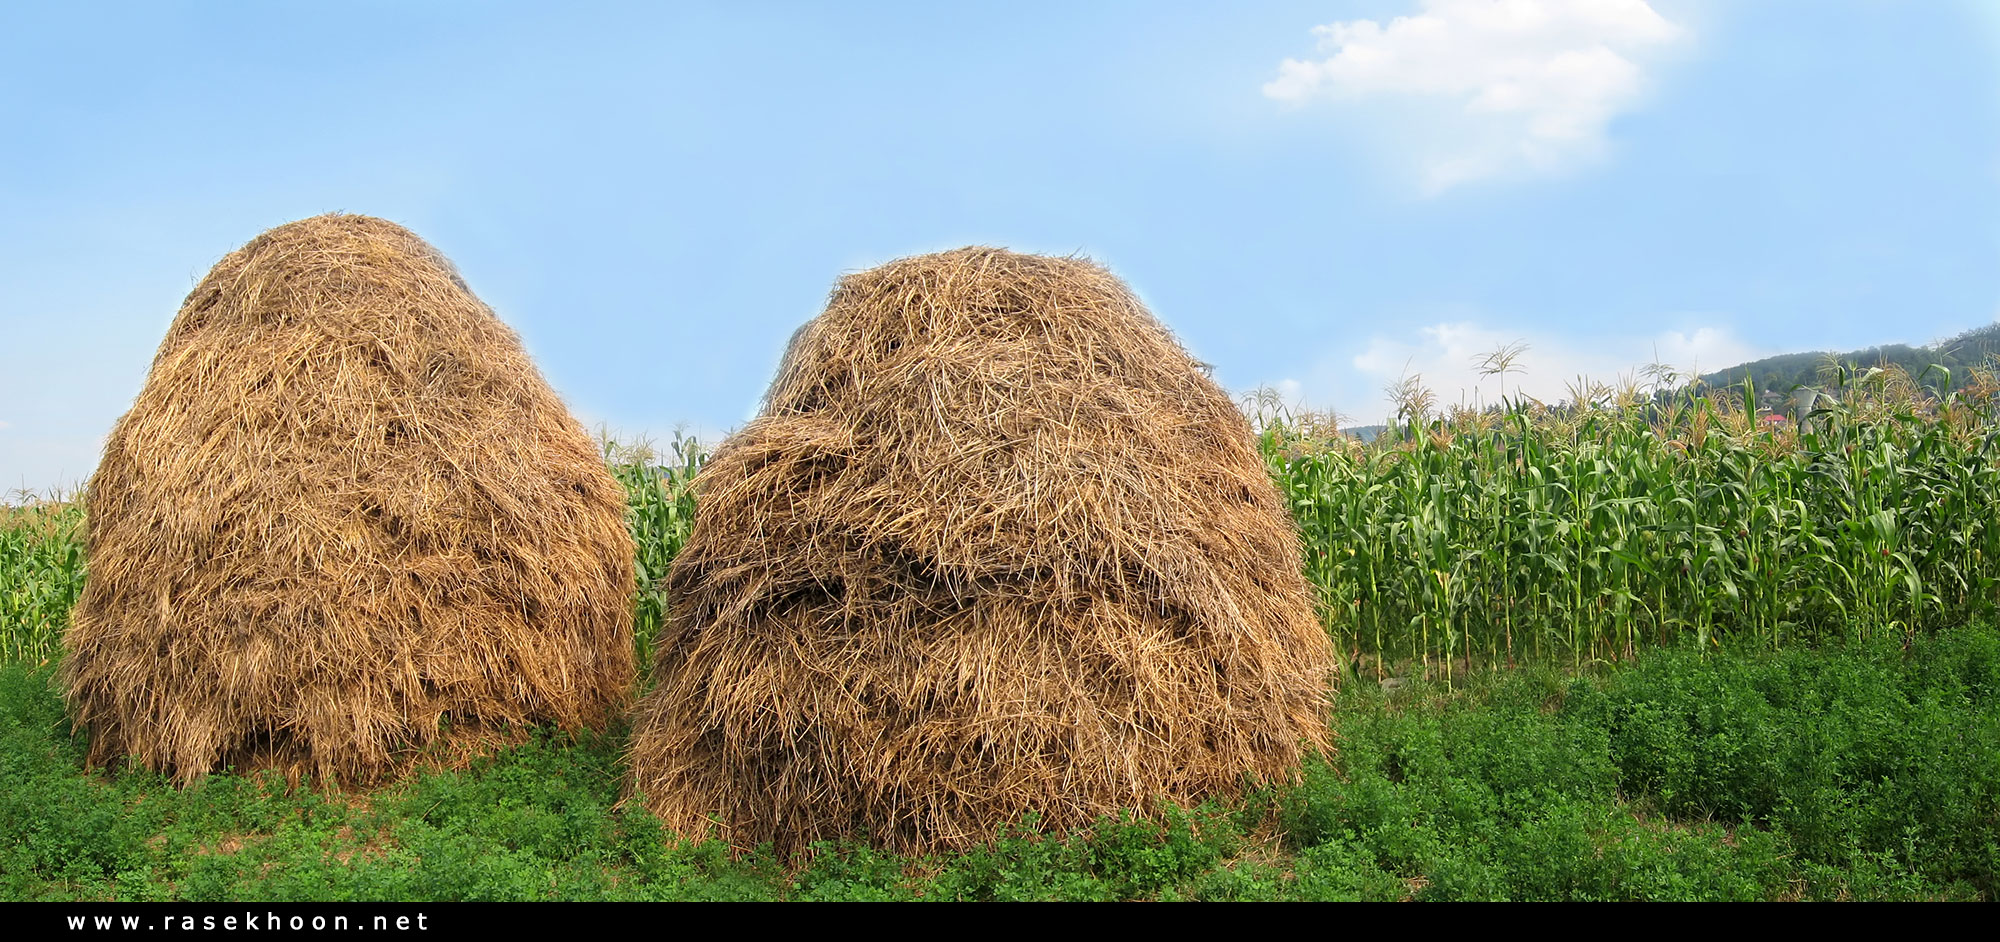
[
  {"left": 1699, "top": 321, "right": 2000, "bottom": 399},
  {"left": 2, "top": 625, "right": 1994, "bottom": 900},
  {"left": 601, "top": 431, "right": 706, "bottom": 675},
  {"left": 5, "top": 359, "right": 1999, "bottom": 900},
  {"left": 0, "top": 501, "right": 83, "bottom": 667},
  {"left": 1261, "top": 363, "right": 2000, "bottom": 673}
]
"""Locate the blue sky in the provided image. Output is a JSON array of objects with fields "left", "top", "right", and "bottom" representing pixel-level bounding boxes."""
[{"left": 3, "top": 1, "right": 1996, "bottom": 495}]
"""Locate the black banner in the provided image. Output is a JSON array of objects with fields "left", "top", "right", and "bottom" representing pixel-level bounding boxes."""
[{"left": 21, "top": 904, "right": 679, "bottom": 936}]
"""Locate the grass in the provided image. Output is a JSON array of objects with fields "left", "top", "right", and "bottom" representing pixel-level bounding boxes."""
[{"left": 2, "top": 624, "right": 1994, "bottom": 901}]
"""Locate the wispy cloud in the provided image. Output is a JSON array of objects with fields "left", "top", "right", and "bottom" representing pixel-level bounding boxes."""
[
  {"left": 1269, "top": 317, "right": 1765, "bottom": 426},
  {"left": 1264, "top": 0, "right": 1688, "bottom": 193}
]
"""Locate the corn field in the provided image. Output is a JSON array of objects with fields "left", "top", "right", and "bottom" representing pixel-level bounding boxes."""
[
  {"left": 0, "top": 501, "right": 85, "bottom": 666},
  {"left": 6, "top": 368, "right": 2000, "bottom": 674},
  {"left": 1259, "top": 366, "right": 2000, "bottom": 675},
  {"left": 604, "top": 431, "right": 707, "bottom": 673}
]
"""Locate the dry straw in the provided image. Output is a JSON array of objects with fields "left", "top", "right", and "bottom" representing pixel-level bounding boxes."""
[
  {"left": 63, "top": 214, "right": 636, "bottom": 785},
  {"left": 629, "top": 246, "right": 1334, "bottom": 856}
]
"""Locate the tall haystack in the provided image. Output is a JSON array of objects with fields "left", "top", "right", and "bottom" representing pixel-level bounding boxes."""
[
  {"left": 629, "top": 247, "right": 1334, "bottom": 856},
  {"left": 63, "top": 214, "right": 636, "bottom": 785}
]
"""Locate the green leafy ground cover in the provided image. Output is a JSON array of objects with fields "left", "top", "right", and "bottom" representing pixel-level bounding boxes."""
[{"left": 5, "top": 624, "right": 1993, "bottom": 901}]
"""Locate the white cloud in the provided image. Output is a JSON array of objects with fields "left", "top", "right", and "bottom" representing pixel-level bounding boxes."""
[
  {"left": 0, "top": 420, "right": 10, "bottom": 430},
  {"left": 1267, "top": 318, "right": 1765, "bottom": 427},
  {"left": 1264, "top": 0, "right": 1688, "bottom": 192}
]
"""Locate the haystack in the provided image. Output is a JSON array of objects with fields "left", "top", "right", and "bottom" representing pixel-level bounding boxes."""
[
  {"left": 62, "top": 214, "right": 636, "bottom": 785},
  {"left": 628, "top": 247, "right": 1333, "bottom": 856}
]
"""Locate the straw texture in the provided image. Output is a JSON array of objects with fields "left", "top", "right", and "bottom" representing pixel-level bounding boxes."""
[
  {"left": 62, "top": 214, "right": 636, "bottom": 785},
  {"left": 629, "top": 247, "right": 1333, "bottom": 856}
]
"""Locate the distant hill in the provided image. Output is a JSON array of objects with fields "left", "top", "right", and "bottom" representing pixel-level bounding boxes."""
[{"left": 1700, "top": 322, "right": 2000, "bottom": 396}]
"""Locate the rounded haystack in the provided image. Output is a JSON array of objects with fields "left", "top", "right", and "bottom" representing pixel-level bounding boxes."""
[
  {"left": 629, "top": 247, "right": 1334, "bottom": 856},
  {"left": 63, "top": 214, "right": 636, "bottom": 785}
]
